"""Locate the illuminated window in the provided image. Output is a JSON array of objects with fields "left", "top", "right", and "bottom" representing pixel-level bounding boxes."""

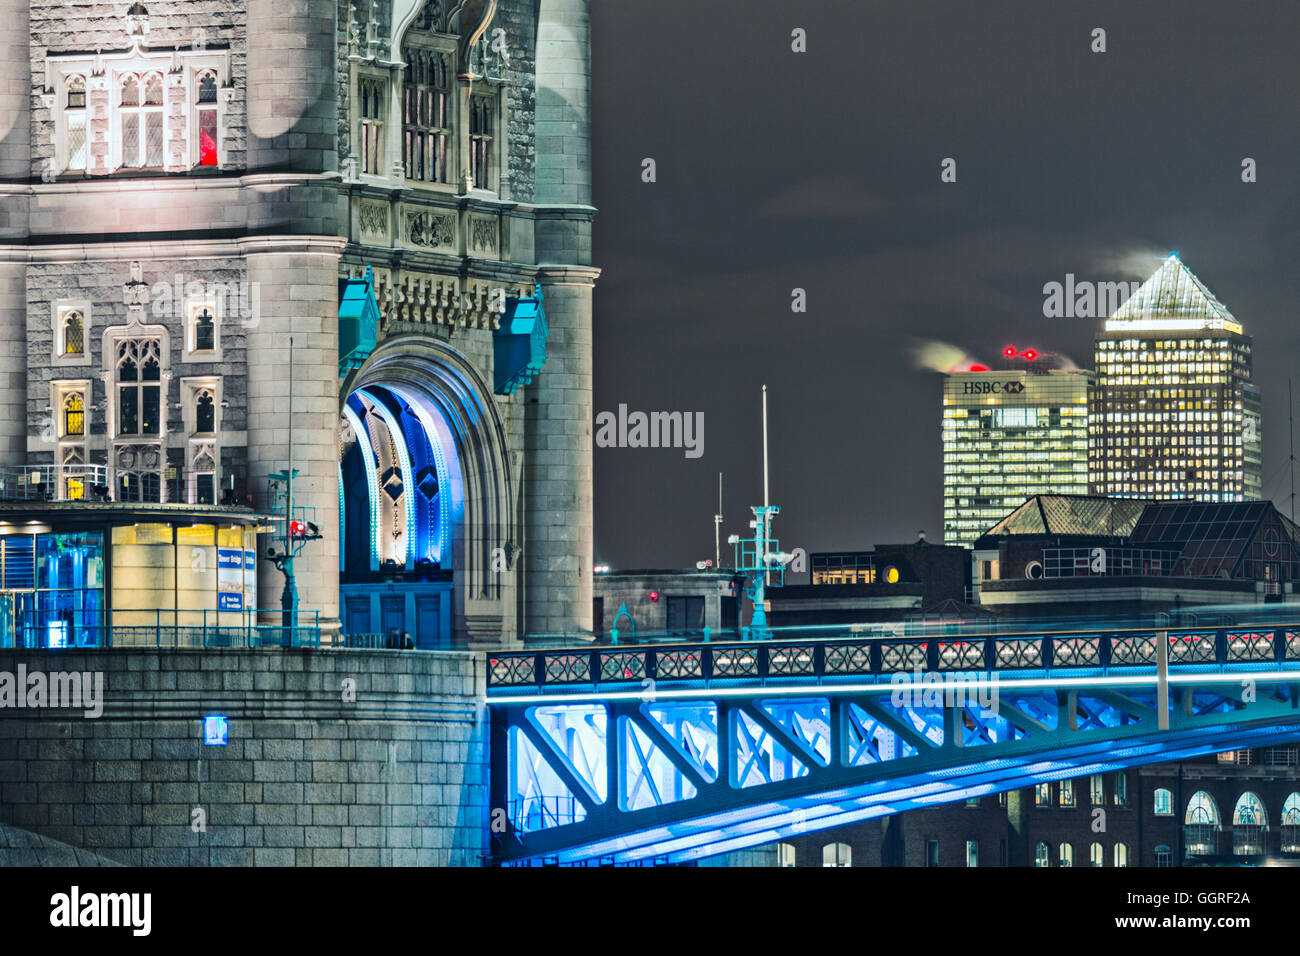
[
  {"left": 1089, "top": 842, "right": 1103, "bottom": 867},
  {"left": 776, "top": 843, "right": 795, "bottom": 867},
  {"left": 1059, "top": 779, "right": 1075, "bottom": 808},
  {"left": 1113, "top": 771, "right": 1129, "bottom": 806},
  {"left": 1035, "top": 842, "right": 1050, "bottom": 867},
  {"left": 1035, "top": 783, "right": 1051, "bottom": 807},
  {"left": 1089, "top": 774, "right": 1104, "bottom": 805},
  {"left": 1058, "top": 843, "right": 1073, "bottom": 867},
  {"left": 823, "top": 842, "right": 851, "bottom": 868},
  {"left": 116, "top": 338, "right": 162, "bottom": 436},
  {"left": 62, "top": 310, "right": 84, "bottom": 356},
  {"left": 965, "top": 840, "right": 978, "bottom": 868},
  {"left": 196, "top": 69, "right": 219, "bottom": 166},
  {"left": 63, "top": 392, "right": 85, "bottom": 437},
  {"left": 54, "top": 381, "right": 91, "bottom": 502},
  {"left": 1154, "top": 788, "right": 1173, "bottom": 816}
]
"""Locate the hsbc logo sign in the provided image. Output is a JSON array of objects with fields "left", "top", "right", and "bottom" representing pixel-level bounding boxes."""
[{"left": 962, "top": 381, "right": 1024, "bottom": 394}]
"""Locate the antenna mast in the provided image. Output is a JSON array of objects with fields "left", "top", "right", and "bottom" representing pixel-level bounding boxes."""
[{"left": 713, "top": 472, "right": 723, "bottom": 569}]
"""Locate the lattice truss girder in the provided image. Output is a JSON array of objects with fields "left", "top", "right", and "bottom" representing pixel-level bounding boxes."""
[{"left": 491, "top": 678, "right": 1300, "bottom": 864}]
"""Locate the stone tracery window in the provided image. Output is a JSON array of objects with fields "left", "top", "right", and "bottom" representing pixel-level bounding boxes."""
[
  {"left": 115, "top": 338, "right": 163, "bottom": 436},
  {"left": 469, "top": 91, "right": 495, "bottom": 191},
  {"left": 196, "top": 70, "right": 219, "bottom": 166},
  {"left": 119, "top": 72, "right": 165, "bottom": 168},
  {"left": 403, "top": 48, "right": 451, "bottom": 183},
  {"left": 53, "top": 382, "right": 90, "bottom": 501},
  {"left": 65, "top": 76, "right": 87, "bottom": 171},
  {"left": 63, "top": 391, "right": 85, "bottom": 437},
  {"left": 52, "top": 46, "right": 225, "bottom": 175},
  {"left": 359, "top": 76, "right": 386, "bottom": 175},
  {"left": 182, "top": 378, "right": 220, "bottom": 505},
  {"left": 62, "top": 311, "right": 85, "bottom": 356}
]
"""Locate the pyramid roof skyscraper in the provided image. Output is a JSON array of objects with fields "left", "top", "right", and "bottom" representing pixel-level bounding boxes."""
[{"left": 1106, "top": 254, "right": 1242, "bottom": 332}]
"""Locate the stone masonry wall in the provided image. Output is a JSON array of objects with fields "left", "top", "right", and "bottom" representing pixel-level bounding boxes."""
[
  {"left": 29, "top": 0, "right": 248, "bottom": 177},
  {"left": 0, "top": 647, "right": 488, "bottom": 865}
]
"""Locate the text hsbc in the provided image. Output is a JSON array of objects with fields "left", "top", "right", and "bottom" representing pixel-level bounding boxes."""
[{"left": 962, "top": 381, "right": 1023, "bottom": 394}]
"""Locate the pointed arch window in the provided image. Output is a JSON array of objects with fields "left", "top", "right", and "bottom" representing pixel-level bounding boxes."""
[
  {"left": 63, "top": 311, "right": 85, "bottom": 356},
  {"left": 359, "top": 76, "right": 386, "bottom": 175},
  {"left": 63, "top": 392, "right": 85, "bottom": 437},
  {"left": 66, "top": 76, "right": 87, "bottom": 171},
  {"left": 469, "top": 92, "right": 495, "bottom": 191},
  {"left": 120, "top": 71, "right": 165, "bottom": 168},
  {"left": 116, "top": 338, "right": 162, "bottom": 436},
  {"left": 197, "top": 70, "right": 219, "bottom": 166},
  {"left": 196, "top": 390, "right": 215, "bottom": 434},
  {"left": 403, "top": 48, "right": 451, "bottom": 183},
  {"left": 194, "top": 307, "right": 215, "bottom": 352}
]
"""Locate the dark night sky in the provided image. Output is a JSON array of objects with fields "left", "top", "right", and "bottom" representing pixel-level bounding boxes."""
[{"left": 587, "top": 0, "right": 1300, "bottom": 574}]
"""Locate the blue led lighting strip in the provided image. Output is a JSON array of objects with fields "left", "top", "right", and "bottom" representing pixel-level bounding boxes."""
[
  {"left": 342, "top": 404, "right": 383, "bottom": 566},
  {"left": 357, "top": 389, "right": 416, "bottom": 567}
]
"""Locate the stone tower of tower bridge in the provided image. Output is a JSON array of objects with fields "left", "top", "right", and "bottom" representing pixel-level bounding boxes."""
[{"left": 0, "top": 0, "right": 597, "bottom": 646}]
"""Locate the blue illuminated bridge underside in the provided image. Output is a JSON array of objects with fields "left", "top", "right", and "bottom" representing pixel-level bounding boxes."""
[{"left": 487, "top": 626, "right": 1300, "bottom": 864}]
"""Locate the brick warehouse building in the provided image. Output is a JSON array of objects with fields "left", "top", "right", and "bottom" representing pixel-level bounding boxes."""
[
  {"left": 0, "top": 0, "right": 597, "bottom": 646},
  {"left": 779, "top": 747, "right": 1300, "bottom": 867}
]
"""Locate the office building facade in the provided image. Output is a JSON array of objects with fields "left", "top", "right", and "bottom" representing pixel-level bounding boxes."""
[
  {"left": 1089, "top": 255, "right": 1262, "bottom": 501},
  {"left": 942, "top": 369, "right": 1092, "bottom": 547}
]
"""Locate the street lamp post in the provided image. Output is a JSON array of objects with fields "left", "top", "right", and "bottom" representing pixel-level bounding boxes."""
[{"left": 264, "top": 335, "right": 321, "bottom": 645}]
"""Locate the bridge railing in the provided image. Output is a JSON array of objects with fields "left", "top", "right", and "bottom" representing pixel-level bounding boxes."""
[
  {"left": 487, "top": 625, "right": 1300, "bottom": 692},
  {"left": 7, "top": 608, "right": 323, "bottom": 649}
]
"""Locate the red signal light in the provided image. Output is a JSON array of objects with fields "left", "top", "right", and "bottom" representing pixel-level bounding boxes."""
[
  {"left": 1003, "top": 346, "right": 1016, "bottom": 358},
  {"left": 968, "top": 364, "right": 989, "bottom": 372},
  {"left": 648, "top": 590, "right": 660, "bottom": 602},
  {"left": 1023, "top": 349, "right": 1037, "bottom": 361},
  {"left": 289, "top": 520, "right": 306, "bottom": 536}
]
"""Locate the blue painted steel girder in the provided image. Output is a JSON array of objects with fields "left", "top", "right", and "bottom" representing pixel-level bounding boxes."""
[{"left": 490, "top": 677, "right": 1300, "bottom": 865}]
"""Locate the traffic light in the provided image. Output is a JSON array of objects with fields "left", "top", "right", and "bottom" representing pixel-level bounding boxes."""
[{"left": 288, "top": 520, "right": 321, "bottom": 539}]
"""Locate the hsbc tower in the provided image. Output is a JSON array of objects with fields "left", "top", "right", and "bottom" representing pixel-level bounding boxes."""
[{"left": 942, "top": 367, "right": 1094, "bottom": 548}]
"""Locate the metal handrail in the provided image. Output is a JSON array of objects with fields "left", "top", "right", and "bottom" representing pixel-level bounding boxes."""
[
  {"left": 487, "top": 623, "right": 1300, "bottom": 690},
  {"left": 9, "top": 606, "right": 322, "bottom": 649}
]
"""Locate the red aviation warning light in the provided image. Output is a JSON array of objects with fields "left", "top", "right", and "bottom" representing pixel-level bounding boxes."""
[
  {"left": 1023, "top": 349, "right": 1038, "bottom": 361},
  {"left": 1003, "top": 346, "right": 1016, "bottom": 358}
]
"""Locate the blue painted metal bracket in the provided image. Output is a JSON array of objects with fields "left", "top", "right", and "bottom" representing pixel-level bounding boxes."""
[
  {"left": 493, "top": 284, "right": 548, "bottom": 395},
  {"left": 339, "top": 266, "right": 380, "bottom": 376}
]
